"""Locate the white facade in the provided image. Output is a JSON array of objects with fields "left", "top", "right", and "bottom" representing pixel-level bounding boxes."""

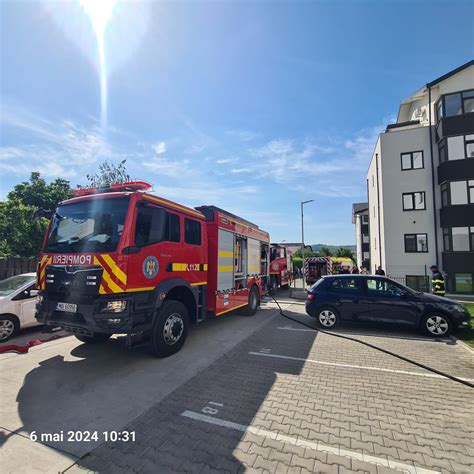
[{"left": 366, "top": 61, "right": 474, "bottom": 291}]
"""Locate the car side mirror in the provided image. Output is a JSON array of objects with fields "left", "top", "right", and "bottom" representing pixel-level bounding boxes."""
[{"left": 30, "top": 289, "right": 39, "bottom": 297}]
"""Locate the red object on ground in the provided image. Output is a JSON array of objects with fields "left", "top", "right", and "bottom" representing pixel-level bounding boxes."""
[{"left": 0, "top": 334, "right": 67, "bottom": 355}]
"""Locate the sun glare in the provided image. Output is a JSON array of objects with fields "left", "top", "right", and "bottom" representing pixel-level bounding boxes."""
[{"left": 78, "top": 0, "right": 119, "bottom": 133}]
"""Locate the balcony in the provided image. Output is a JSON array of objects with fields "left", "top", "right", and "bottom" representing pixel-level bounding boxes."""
[
  {"left": 436, "top": 113, "right": 474, "bottom": 142},
  {"left": 439, "top": 204, "right": 474, "bottom": 227},
  {"left": 442, "top": 251, "right": 474, "bottom": 273},
  {"left": 438, "top": 158, "right": 474, "bottom": 184}
]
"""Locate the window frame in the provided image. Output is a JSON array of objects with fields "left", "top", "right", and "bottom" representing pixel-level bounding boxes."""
[
  {"left": 184, "top": 218, "right": 202, "bottom": 246},
  {"left": 400, "top": 151, "right": 424, "bottom": 171},
  {"left": 402, "top": 191, "right": 426, "bottom": 211},
  {"left": 436, "top": 89, "right": 474, "bottom": 123},
  {"left": 404, "top": 233, "right": 428, "bottom": 253}
]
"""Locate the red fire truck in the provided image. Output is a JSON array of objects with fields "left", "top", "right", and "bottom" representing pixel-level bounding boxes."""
[
  {"left": 269, "top": 244, "right": 292, "bottom": 291},
  {"left": 35, "top": 182, "right": 270, "bottom": 356}
]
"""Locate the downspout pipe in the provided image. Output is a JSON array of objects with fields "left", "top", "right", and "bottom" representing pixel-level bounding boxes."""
[{"left": 427, "top": 84, "right": 439, "bottom": 268}]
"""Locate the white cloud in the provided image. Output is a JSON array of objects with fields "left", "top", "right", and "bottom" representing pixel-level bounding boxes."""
[
  {"left": 225, "top": 129, "right": 261, "bottom": 142},
  {"left": 152, "top": 141, "right": 166, "bottom": 155},
  {"left": 216, "top": 157, "right": 238, "bottom": 164}
]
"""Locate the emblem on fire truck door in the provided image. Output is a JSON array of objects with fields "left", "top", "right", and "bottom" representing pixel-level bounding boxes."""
[{"left": 143, "top": 256, "right": 159, "bottom": 279}]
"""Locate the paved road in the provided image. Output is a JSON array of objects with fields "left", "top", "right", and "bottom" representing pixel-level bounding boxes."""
[{"left": 1, "top": 298, "right": 473, "bottom": 473}]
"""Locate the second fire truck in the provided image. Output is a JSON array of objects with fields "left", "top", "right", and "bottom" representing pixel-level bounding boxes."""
[{"left": 35, "top": 182, "right": 270, "bottom": 357}]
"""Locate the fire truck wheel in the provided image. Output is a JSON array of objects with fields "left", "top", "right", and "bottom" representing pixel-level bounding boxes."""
[
  {"left": 151, "top": 300, "right": 189, "bottom": 357},
  {"left": 241, "top": 287, "right": 259, "bottom": 316},
  {"left": 75, "top": 333, "right": 112, "bottom": 343}
]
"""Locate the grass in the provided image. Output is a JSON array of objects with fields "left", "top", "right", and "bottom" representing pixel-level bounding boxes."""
[{"left": 457, "top": 303, "right": 474, "bottom": 348}]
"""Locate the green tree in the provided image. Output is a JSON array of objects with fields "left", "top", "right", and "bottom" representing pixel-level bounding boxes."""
[
  {"left": 0, "top": 173, "right": 72, "bottom": 257},
  {"left": 335, "top": 247, "right": 354, "bottom": 259},
  {"left": 8, "top": 172, "right": 71, "bottom": 210},
  {"left": 0, "top": 200, "right": 49, "bottom": 257},
  {"left": 319, "top": 246, "right": 333, "bottom": 257},
  {"left": 85, "top": 160, "right": 131, "bottom": 188}
]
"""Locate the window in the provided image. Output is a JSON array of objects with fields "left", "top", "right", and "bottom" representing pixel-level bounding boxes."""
[
  {"left": 453, "top": 273, "right": 474, "bottom": 294},
  {"left": 438, "top": 141, "right": 447, "bottom": 164},
  {"left": 367, "top": 278, "right": 404, "bottom": 297},
  {"left": 362, "top": 214, "right": 368, "bottom": 224},
  {"left": 184, "top": 218, "right": 201, "bottom": 245},
  {"left": 467, "top": 137, "right": 474, "bottom": 159},
  {"left": 443, "top": 227, "right": 451, "bottom": 251},
  {"left": 441, "top": 182, "right": 449, "bottom": 207},
  {"left": 329, "top": 278, "right": 363, "bottom": 294},
  {"left": 404, "top": 234, "right": 428, "bottom": 253},
  {"left": 362, "top": 234, "right": 369, "bottom": 243},
  {"left": 135, "top": 205, "right": 172, "bottom": 246},
  {"left": 444, "top": 93, "right": 463, "bottom": 116},
  {"left": 401, "top": 151, "right": 424, "bottom": 170},
  {"left": 447, "top": 136, "right": 465, "bottom": 160},
  {"left": 402, "top": 192, "right": 426, "bottom": 210},
  {"left": 165, "top": 213, "right": 180, "bottom": 242},
  {"left": 405, "top": 276, "right": 429, "bottom": 293},
  {"left": 452, "top": 227, "right": 470, "bottom": 251},
  {"left": 437, "top": 90, "right": 474, "bottom": 122},
  {"left": 449, "top": 180, "right": 474, "bottom": 205}
]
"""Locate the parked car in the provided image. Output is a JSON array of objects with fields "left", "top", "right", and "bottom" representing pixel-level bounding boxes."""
[
  {"left": 0, "top": 273, "right": 41, "bottom": 342},
  {"left": 305, "top": 274, "right": 471, "bottom": 337}
]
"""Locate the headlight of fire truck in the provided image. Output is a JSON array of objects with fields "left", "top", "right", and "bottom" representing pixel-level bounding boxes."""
[{"left": 100, "top": 300, "right": 127, "bottom": 313}]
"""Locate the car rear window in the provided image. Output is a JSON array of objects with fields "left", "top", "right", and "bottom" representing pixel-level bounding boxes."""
[{"left": 328, "top": 278, "right": 363, "bottom": 294}]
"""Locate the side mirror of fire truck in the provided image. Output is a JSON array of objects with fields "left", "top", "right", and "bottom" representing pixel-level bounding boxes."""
[{"left": 33, "top": 208, "right": 53, "bottom": 220}]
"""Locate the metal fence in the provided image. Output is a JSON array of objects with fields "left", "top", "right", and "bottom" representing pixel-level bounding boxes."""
[
  {"left": 388, "top": 275, "right": 430, "bottom": 292},
  {"left": 0, "top": 257, "right": 38, "bottom": 281}
]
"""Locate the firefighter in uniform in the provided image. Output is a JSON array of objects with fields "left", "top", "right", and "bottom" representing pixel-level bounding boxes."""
[{"left": 430, "top": 265, "right": 445, "bottom": 297}]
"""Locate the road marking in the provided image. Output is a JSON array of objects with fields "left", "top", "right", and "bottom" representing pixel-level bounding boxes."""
[
  {"left": 209, "top": 401, "right": 223, "bottom": 407},
  {"left": 277, "top": 326, "right": 452, "bottom": 342},
  {"left": 248, "top": 351, "right": 474, "bottom": 383},
  {"left": 181, "top": 410, "right": 439, "bottom": 474}
]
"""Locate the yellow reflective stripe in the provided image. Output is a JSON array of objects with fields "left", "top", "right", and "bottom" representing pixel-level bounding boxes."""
[
  {"left": 191, "top": 282, "right": 207, "bottom": 286},
  {"left": 94, "top": 256, "right": 123, "bottom": 293},
  {"left": 203, "top": 264, "right": 208, "bottom": 271},
  {"left": 99, "top": 284, "right": 106, "bottom": 294},
  {"left": 216, "top": 303, "right": 247, "bottom": 316},
  {"left": 218, "top": 265, "right": 233, "bottom": 272},
  {"left": 171, "top": 263, "right": 187, "bottom": 271},
  {"left": 218, "top": 250, "right": 234, "bottom": 258},
  {"left": 102, "top": 254, "right": 127, "bottom": 285},
  {"left": 248, "top": 264, "right": 259, "bottom": 271},
  {"left": 125, "top": 287, "right": 154, "bottom": 293},
  {"left": 432, "top": 280, "right": 444, "bottom": 283}
]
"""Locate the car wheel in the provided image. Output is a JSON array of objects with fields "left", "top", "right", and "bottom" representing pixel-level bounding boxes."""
[
  {"left": 0, "top": 315, "right": 19, "bottom": 342},
  {"left": 241, "top": 286, "right": 259, "bottom": 316},
  {"left": 421, "top": 313, "right": 452, "bottom": 337},
  {"left": 316, "top": 307, "right": 339, "bottom": 329},
  {"left": 75, "top": 333, "right": 112, "bottom": 343},
  {"left": 151, "top": 300, "right": 189, "bottom": 357}
]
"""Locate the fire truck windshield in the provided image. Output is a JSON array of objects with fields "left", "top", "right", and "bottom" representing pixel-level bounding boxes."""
[{"left": 45, "top": 197, "right": 130, "bottom": 254}]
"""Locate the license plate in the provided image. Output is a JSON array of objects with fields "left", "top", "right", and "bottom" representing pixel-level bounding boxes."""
[{"left": 56, "top": 302, "right": 77, "bottom": 313}]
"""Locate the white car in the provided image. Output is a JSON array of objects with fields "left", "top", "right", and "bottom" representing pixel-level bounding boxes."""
[{"left": 0, "top": 273, "right": 41, "bottom": 342}]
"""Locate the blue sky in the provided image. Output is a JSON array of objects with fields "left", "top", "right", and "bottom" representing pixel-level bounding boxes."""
[{"left": 1, "top": 0, "right": 473, "bottom": 244}]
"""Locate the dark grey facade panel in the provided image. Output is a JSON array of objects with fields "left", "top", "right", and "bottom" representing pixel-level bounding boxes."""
[
  {"left": 436, "top": 113, "right": 474, "bottom": 141},
  {"left": 361, "top": 224, "right": 369, "bottom": 234},
  {"left": 442, "top": 251, "right": 474, "bottom": 273},
  {"left": 362, "top": 243, "right": 370, "bottom": 252},
  {"left": 438, "top": 159, "right": 474, "bottom": 184},
  {"left": 439, "top": 204, "right": 474, "bottom": 227}
]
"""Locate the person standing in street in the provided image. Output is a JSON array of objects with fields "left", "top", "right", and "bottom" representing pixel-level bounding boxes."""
[
  {"left": 430, "top": 265, "right": 446, "bottom": 297},
  {"left": 375, "top": 266, "right": 385, "bottom": 276}
]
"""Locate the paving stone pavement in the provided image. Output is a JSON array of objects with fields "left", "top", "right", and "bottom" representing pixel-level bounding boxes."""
[{"left": 67, "top": 301, "right": 474, "bottom": 474}]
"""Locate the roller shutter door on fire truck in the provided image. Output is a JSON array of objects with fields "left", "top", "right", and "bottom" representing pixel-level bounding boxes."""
[
  {"left": 218, "top": 228, "right": 234, "bottom": 291},
  {"left": 247, "top": 238, "right": 260, "bottom": 277}
]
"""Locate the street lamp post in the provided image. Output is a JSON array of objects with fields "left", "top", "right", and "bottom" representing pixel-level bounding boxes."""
[{"left": 301, "top": 200, "right": 314, "bottom": 280}]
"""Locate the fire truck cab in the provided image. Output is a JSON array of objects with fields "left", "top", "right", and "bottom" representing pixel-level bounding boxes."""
[
  {"left": 269, "top": 244, "right": 292, "bottom": 291},
  {"left": 35, "top": 182, "right": 270, "bottom": 357}
]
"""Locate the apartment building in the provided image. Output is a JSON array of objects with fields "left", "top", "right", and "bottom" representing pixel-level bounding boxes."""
[
  {"left": 352, "top": 202, "right": 370, "bottom": 269},
  {"left": 366, "top": 60, "right": 474, "bottom": 293}
]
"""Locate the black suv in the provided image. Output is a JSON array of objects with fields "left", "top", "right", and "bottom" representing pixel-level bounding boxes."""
[{"left": 305, "top": 275, "right": 471, "bottom": 337}]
